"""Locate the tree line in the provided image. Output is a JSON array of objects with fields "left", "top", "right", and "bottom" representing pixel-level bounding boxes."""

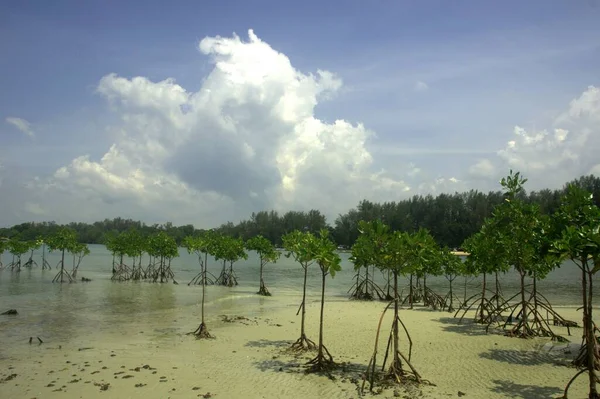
[{"left": 1, "top": 174, "right": 599, "bottom": 248}]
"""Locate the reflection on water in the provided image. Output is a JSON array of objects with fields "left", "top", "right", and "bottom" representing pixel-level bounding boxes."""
[{"left": 0, "top": 245, "right": 597, "bottom": 357}]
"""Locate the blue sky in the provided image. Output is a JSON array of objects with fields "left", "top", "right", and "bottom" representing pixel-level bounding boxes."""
[{"left": 1, "top": 0, "right": 600, "bottom": 227}]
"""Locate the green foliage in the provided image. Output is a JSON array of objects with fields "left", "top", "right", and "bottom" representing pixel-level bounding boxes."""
[
  {"left": 46, "top": 227, "right": 78, "bottom": 253},
  {"left": 71, "top": 242, "right": 90, "bottom": 258},
  {"left": 410, "top": 228, "right": 442, "bottom": 277},
  {"left": 462, "top": 219, "right": 508, "bottom": 276},
  {"left": 7, "top": 239, "right": 32, "bottom": 257},
  {"left": 213, "top": 235, "right": 247, "bottom": 264},
  {"left": 356, "top": 219, "right": 391, "bottom": 270},
  {"left": 313, "top": 229, "right": 342, "bottom": 277},
  {"left": 282, "top": 230, "right": 318, "bottom": 267},
  {"left": 349, "top": 233, "right": 371, "bottom": 271},
  {"left": 121, "top": 229, "right": 144, "bottom": 259},
  {"left": 440, "top": 247, "right": 464, "bottom": 278},
  {"left": 552, "top": 184, "right": 600, "bottom": 271},
  {"left": 487, "top": 170, "right": 560, "bottom": 278},
  {"left": 246, "top": 235, "right": 280, "bottom": 264},
  {"left": 147, "top": 231, "right": 179, "bottom": 259}
]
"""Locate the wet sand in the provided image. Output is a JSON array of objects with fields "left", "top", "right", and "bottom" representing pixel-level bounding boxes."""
[{"left": 0, "top": 298, "right": 594, "bottom": 399}]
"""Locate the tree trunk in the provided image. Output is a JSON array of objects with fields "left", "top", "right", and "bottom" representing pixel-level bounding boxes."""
[
  {"left": 495, "top": 271, "right": 500, "bottom": 309},
  {"left": 584, "top": 260, "right": 599, "bottom": 398},
  {"left": 318, "top": 268, "right": 326, "bottom": 359},
  {"left": 480, "top": 273, "right": 487, "bottom": 321},
  {"left": 449, "top": 278, "right": 454, "bottom": 310},
  {"left": 520, "top": 270, "right": 528, "bottom": 329},
  {"left": 259, "top": 256, "right": 265, "bottom": 292},
  {"left": 201, "top": 263, "right": 206, "bottom": 324},
  {"left": 463, "top": 275, "right": 468, "bottom": 306},
  {"left": 300, "top": 264, "right": 309, "bottom": 338},
  {"left": 423, "top": 274, "right": 428, "bottom": 305},
  {"left": 60, "top": 249, "right": 65, "bottom": 283},
  {"left": 393, "top": 271, "right": 401, "bottom": 366},
  {"left": 409, "top": 274, "right": 414, "bottom": 309},
  {"left": 533, "top": 272, "right": 538, "bottom": 311},
  {"left": 365, "top": 265, "right": 370, "bottom": 297}
]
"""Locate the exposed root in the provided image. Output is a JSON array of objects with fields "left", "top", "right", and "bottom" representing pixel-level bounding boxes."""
[
  {"left": 188, "top": 322, "right": 213, "bottom": 339},
  {"left": 23, "top": 253, "right": 38, "bottom": 268},
  {"left": 572, "top": 322, "right": 600, "bottom": 369},
  {"left": 422, "top": 287, "right": 445, "bottom": 310},
  {"left": 52, "top": 265, "right": 73, "bottom": 283},
  {"left": 362, "top": 301, "right": 425, "bottom": 394},
  {"left": 442, "top": 290, "right": 461, "bottom": 313},
  {"left": 289, "top": 334, "right": 316, "bottom": 352},
  {"left": 348, "top": 273, "right": 386, "bottom": 300},
  {"left": 488, "top": 290, "right": 575, "bottom": 342},
  {"left": 111, "top": 263, "right": 131, "bottom": 281},
  {"left": 257, "top": 284, "right": 271, "bottom": 296},
  {"left": 149, "top": 261, "right": 175, "bottom": 283},
  {"left": 188, "top": 271, "right": 216, "bottom": 286},
  {"left": 561, "top": 368, "right": 600, "bottom": 399},
  {"left": 454, "top": 289, "right": 506, "bottom": 325},
  {"left": 306, "top": 345, "right": 335, "bottom": 372}
]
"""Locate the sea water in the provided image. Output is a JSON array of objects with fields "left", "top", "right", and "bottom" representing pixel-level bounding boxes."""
[{"left": 0, "top": 245, "right": 595, "bottom": 358}]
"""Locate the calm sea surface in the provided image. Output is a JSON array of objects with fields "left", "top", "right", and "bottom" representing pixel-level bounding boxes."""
[{"left": 0, "top": 245, "right": 596, "bottom": 357}]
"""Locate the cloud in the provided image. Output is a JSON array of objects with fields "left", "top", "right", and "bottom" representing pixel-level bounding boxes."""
[
  {"left": 469, "top": 159, "right": 496, "bottom": 179},
  {"left": 414, "top": 80, "right": 428, "bottom": 92},
  {"left": 471, "top": 85, "right": 600, "bottom": 189},
  {"left": 21, "top": 29, "right": 427, "bottom": 226},
  {"left": 5, "top": 117, "right": 35, "bottom": 138}
]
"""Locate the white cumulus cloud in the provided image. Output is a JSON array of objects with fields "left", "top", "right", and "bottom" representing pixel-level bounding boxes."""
[
  {"left": 24, "top": 29, "right": 419, "bottom": 226},
  {"left": 470, "top": 85, "right": 600, "bottom": 189}
]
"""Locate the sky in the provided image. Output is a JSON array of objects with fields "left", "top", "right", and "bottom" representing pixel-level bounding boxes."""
[{"left": 1, "top": 0, "right": 600, "bottom": 228}]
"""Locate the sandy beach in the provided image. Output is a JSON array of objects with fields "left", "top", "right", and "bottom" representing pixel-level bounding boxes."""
[{"left": 0, "top": 294, "right": 593, "bottom": 399}]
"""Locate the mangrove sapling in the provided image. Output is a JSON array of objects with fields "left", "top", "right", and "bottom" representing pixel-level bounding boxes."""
[
  {"left": 552, "top": 185, "right": 600, "bottom": 399},
  {"left": 306, "top": 229, "right": 342, "bottom": 372},
  {"left": 7, "top": 240, "right": 30, "bottom": 273},
  {"left": 454, "top": 219, "right": 509, "bottom": 325},
  {"left": 362, "top": 221, "right": 424, "bottom": 391},
  {"left": 147, "top": 232, "right": 178, "bottom": 283},
  {"left": 411, "top": 229, "right": 444, "bottom": 310},
  {"left": 348, "top": 233, "right": 385, "bottom": 300},
  {"left": 215, "top": 236, "right": 247, "bottom": 287},
  {"left": 23, "top": 241, "right": 40, "bottom": 268},
  {"left": 213, "top": 233, "right": 230, "bottom": 285},
  {"left": 107, "top": 232, "right": 131, "bottom": 281},
  {"left": 489, "top": 171, "right": 568, "bottom": 340},
  {"left": 183, "top": 235, "right": 213, "bottom": 339},
  {"left": 70, "top": 243, "right": 90, "bottom": 279},
  {"left": 282, "top": 230, "right": 318, "bottom": 351},
  {"left": 440, "top": 248, "right": 464, "bottom": 312},
  {"left": 186, "top": 231, "right": 216, "bottom": 286},
  {"left": 40, "top": 241, "right": 52, "bottom": 270},
  {"left": 123, "top": 229, "right": 144, "bottom": 281},
  {"left": 245, "top": 235, "right": 280, "bottom": 296},
  {"left": 47, "top": 227, "right": 77, "bottom": 283}
]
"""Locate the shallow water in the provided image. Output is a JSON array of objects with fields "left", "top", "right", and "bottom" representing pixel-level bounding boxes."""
[{"left": 0, "top": 245, "right": 596, "bottom": 358}]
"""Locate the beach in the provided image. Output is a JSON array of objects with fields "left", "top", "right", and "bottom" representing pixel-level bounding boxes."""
[{"left": 0, "top": 292, "right": 593, "bottom": 399}]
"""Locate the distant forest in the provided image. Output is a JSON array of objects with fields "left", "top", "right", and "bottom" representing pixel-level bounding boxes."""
[{"left": 1, "top": 175, "right": 599, "bottom": 249}]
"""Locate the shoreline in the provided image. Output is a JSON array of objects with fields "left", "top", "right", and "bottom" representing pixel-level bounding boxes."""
[{"left": 0, "top": 297, "right": 594, "bottom": 399}]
